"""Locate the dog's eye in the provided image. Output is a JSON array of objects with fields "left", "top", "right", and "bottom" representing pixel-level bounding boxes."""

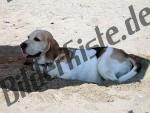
[
  {"left": 28, "top": 36, "right": 30, "bottom": 39},
  {"left": 34, "top": 37, "right": 40, "bottom": 41}
]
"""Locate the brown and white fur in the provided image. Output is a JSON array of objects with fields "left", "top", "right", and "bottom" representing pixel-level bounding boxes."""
[{"left": 20, "top": 30, "right": 140, "bottom": 83}]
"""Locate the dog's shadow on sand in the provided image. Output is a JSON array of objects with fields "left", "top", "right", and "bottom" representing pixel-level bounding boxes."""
[{"left": 0, "top": 45, "right": 149, "bottom": 92}]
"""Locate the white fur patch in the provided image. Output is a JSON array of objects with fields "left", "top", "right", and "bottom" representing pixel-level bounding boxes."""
[{"left": 47, "top": 49, "right": 101, "bottom": 83}]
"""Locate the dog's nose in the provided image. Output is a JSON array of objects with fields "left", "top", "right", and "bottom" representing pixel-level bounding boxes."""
[{"left": 20, "top": 43, "right": 27, "bottom": 49}]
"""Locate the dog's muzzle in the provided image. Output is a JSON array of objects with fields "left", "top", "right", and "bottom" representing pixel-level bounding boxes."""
[
  {"left": 27, "top": 52, "right": 42, "bottom": 58},
  {"left": 20, "top": 42, "right": 27, "bottom": 50}
]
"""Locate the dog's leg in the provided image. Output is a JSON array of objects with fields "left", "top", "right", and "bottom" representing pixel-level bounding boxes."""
[
  {"left": 101, "top": 71, "right": 118, "bottom": 81},
  {"left": 118, "top": 67, "right": 137, "bottom": 83},
  {"left": 33, "top": 63, "right": 44, "bottom": 74},
  {"left": 118, "top": 58, "right": 138, "bottom": 83}
]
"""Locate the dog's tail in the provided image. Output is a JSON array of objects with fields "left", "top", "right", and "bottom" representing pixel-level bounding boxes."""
[{"left": 118, "top": 56, "right": 141, "bottom": 83}]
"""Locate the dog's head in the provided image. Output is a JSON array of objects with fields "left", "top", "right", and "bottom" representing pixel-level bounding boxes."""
[{"left": 20, "top": 30, "right": 59, "bottom": 58}]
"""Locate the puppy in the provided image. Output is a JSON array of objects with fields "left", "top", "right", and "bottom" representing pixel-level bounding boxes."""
[{"left": 20, "top": 30, "right": 140, "bottom": 83}]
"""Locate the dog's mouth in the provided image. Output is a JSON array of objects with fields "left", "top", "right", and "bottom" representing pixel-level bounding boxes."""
[{"left": 21, "top": 48, "right": 28, "bottom": 57}]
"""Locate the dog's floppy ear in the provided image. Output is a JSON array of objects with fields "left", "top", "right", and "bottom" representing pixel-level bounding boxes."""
[{"left": 46, "top": 34, "right": 59, "bottom": 60}]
